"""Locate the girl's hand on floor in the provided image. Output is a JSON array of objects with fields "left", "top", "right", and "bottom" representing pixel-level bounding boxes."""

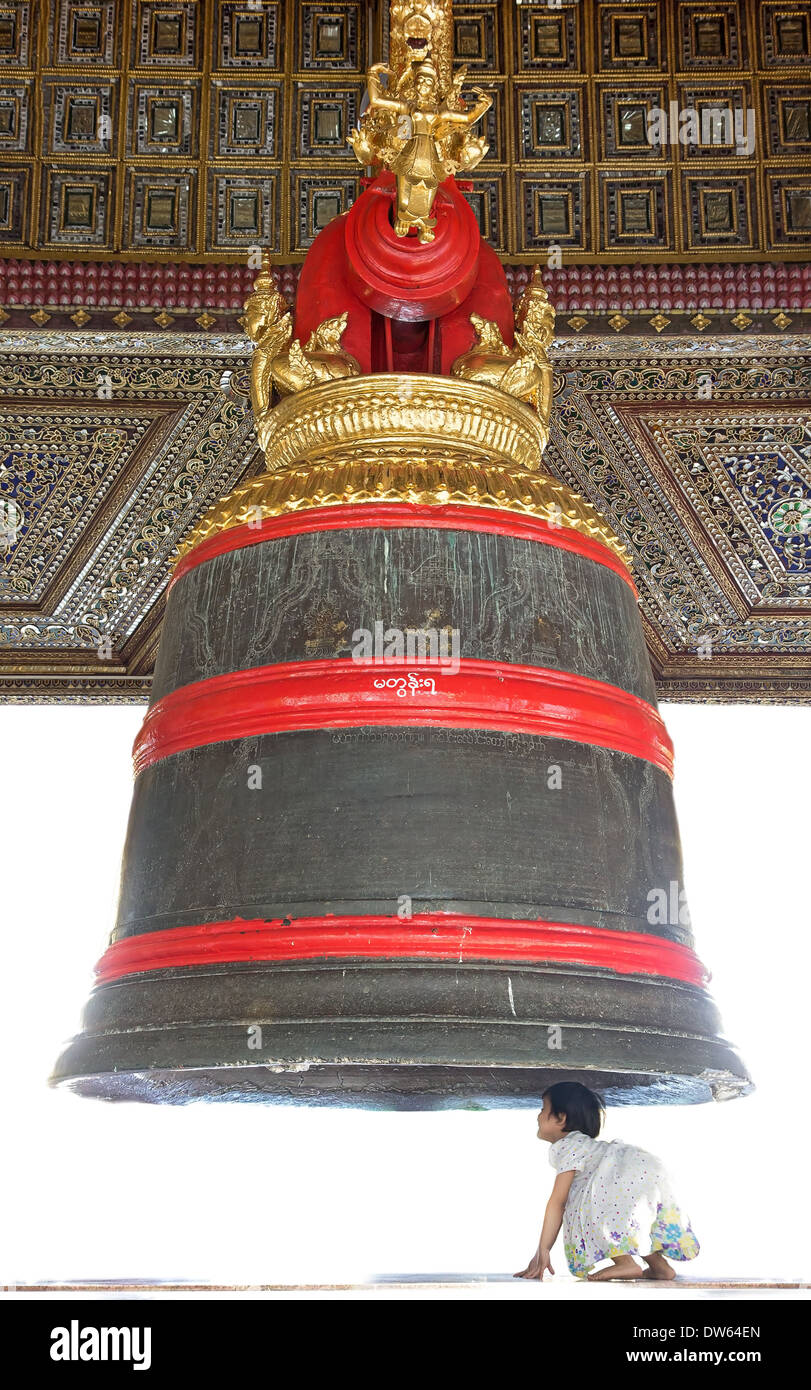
[{"left": 514, "top": 1248, "right": 554, "bottom": 1279}]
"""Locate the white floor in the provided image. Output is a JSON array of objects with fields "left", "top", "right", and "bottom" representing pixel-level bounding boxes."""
[{"left": 5, "top": 1275, "right": 810, "bottom": 1302}]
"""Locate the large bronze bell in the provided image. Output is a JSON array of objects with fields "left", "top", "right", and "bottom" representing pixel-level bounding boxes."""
[
  {"left": 50, "top": 383, "right": 752, "bottom": 1109},
  {"left": 51, "top": 4, "right": 751, "bottom": 1109}
]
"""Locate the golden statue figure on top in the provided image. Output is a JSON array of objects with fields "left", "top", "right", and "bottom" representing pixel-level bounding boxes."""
[
  {"left": 388, "top": 0, "right": 455, "bottom": 93},
  {"left": 349, "top": 0, "right": 492, "bottom": 241},
  {"left": 243, "top": 254, "right": 361, "bottom": 451},
  {"left": 451, "top": 268, "right": 557, "bottom": 432}
]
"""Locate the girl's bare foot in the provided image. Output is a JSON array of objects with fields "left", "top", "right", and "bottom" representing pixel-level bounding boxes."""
[
  {"left": 642, "top": 1252, "right": 677, "bottom": 1280},
  {"left": 586, "top": 1255, "right": 644, "bottom": 1281}
]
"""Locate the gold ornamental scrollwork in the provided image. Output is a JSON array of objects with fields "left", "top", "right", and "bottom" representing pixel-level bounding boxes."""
[
  {"left": 243, "top": 255, "right": 362, "bottom": 450},
  {"left": 249, "top": 372, "right": 549, "bottom": 474},
  {"left": 174, "top": 451, "right": 631, "bottom": 571},
  {"left": 173, "top": 370, "right": 632, "bottom": 569},
  {"left": 243, "top": 265, "right": 558, "bottom": 458}
]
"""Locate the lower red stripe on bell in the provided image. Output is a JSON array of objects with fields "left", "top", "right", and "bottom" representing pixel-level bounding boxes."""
[
  {"left": 97, "top": 914, "right": 709, "bottom": 987},
  {"left": 134, "top": 658, "right": 673, "bottom": 777}
]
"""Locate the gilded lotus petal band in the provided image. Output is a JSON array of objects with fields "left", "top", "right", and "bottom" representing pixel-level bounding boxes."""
[{"left": 174, "top": 451, "right": 630, "bottom": 569}]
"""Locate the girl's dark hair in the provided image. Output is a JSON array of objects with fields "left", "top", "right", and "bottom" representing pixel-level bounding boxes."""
[{"left": 542, "top": 1081, "right": 605, "bottom": 1138}]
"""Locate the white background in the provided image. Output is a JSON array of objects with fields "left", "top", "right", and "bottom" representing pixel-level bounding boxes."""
[{"left": 1, "top": 703, "right": 808, "bottom": 1284}]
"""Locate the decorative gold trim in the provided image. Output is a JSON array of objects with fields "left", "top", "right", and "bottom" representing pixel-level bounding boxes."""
[
  {"left": 256, "top": 372, "right": 550, "bottom": 474},
  {"left": 174, "top": 451, "right": 631, "bottom": 571},
  {"left": 244, "top": 256, "right": 363, "bottom": 424}
]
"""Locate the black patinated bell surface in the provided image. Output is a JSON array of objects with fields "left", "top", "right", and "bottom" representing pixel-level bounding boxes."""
[{"left": 51, "top": 523, "right": 753, "bottom": 1106}]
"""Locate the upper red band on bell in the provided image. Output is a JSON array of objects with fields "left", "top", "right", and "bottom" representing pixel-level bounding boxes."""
[{"left": 170, "top": 503, "right": 637, "bottom": 595}]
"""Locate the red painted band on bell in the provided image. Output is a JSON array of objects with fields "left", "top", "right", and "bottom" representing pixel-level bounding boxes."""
[
  {"left": 133, "top": 657, "right": 673, "bottom": 777},
  {"left": 95, "top": 913, "right": 709, "bottom": 988},
  {"left": 169, "top": 502, "right": 637, "bottom": 596}
]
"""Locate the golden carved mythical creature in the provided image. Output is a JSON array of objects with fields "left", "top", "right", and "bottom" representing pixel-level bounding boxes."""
[
  {"left": 242, "top": 257, "right": 293, "bottom": 423},
  {"left": 451, "top": 269, "right": 556, "bottom": 435},
  {"left": 389, "top": 0, "right": 454, "bottom": 95},
  {"left": 349, "top": 58, "right": 491, "bottom": 242},
  {"left": 244, "top": 257, "right": 361, "bottom": 441},
  {"left": 269, "top": 315, "right": 361, "bottom": 394}
]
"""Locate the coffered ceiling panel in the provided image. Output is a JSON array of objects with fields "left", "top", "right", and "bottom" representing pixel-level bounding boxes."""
[{"left": 0, "top": 0, "right": 808, "bottom": 262}]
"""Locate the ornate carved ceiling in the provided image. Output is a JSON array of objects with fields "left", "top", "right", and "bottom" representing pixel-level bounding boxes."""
[
  {"left": 0, "top": 2, "right": 808, "bottom": 702},
  {"left": 0, "top": 0, "right": 809, "bottom": 262},
  {"left": 1, "top": 258, "right": 809, "bottom": 338},
  {"left": 548, "top": 336, "right": 811, "bottom": 701},
  {"left": 0, "top": 330, "right": 258, "bottom": 699},
  {"left": 1, "top": 330, "right": 808, "bottom": 703}
]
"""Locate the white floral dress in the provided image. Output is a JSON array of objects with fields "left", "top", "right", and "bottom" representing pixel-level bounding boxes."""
[{"left": 549, "top": 1130, "right": 700, "bottom": 1278}]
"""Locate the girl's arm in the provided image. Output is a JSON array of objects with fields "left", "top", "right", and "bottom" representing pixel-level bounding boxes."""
[
  {"left": 515, "top": 1170, "right": 577, "bottom": 1280},
  {"left": 540, "top": 1170, "right": 576, "bottom": 1248}
]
